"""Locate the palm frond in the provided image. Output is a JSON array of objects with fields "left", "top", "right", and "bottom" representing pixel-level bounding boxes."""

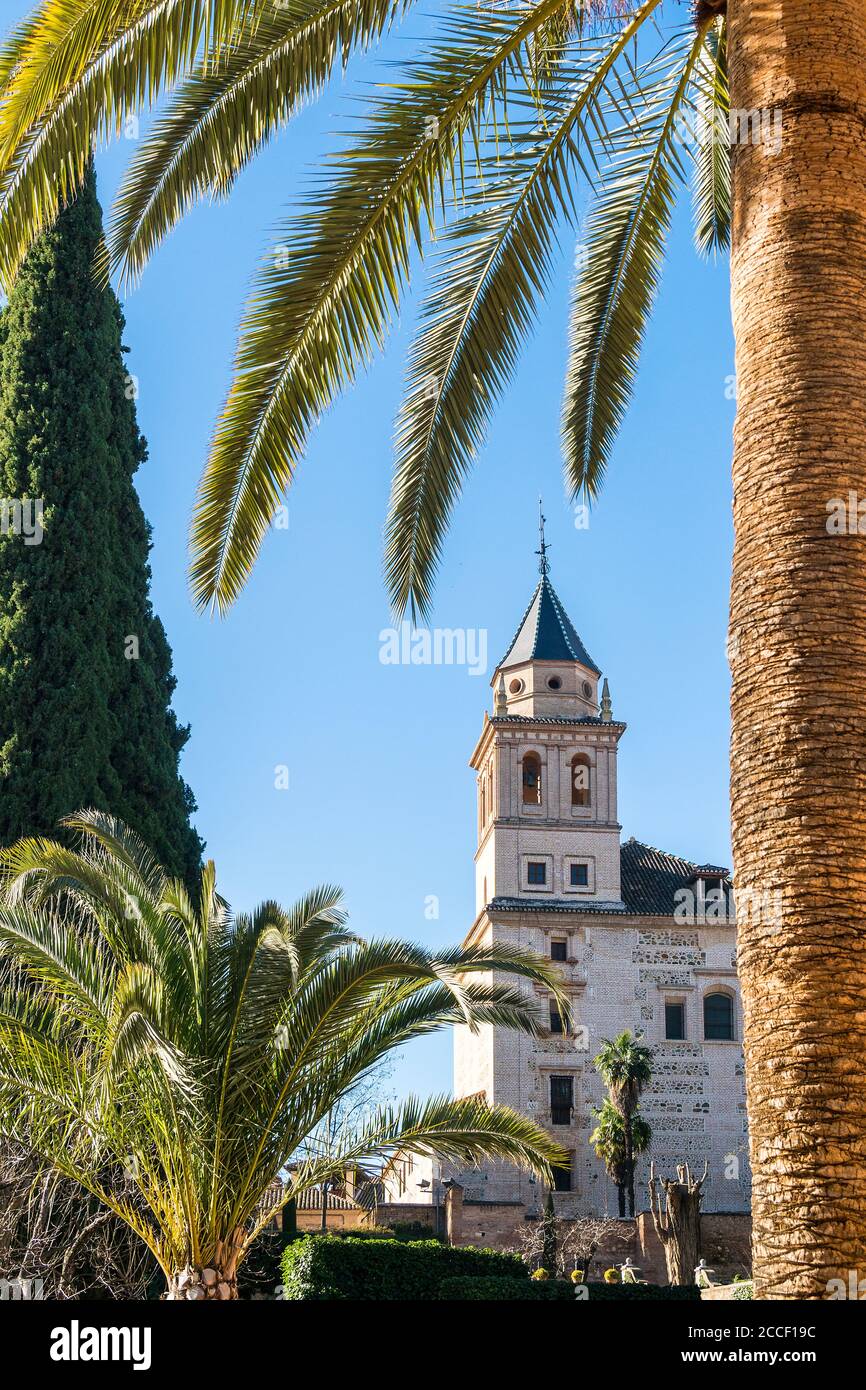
[
  {"left": 561, "top": 18, "right": 711, "bottom": 500},
  {"left": 292, "top": 1092, "right": 567, "bottom": 1190},
  {"left": 0, "top": 900, "right": 110, "bottom": 1026},
  {"left": 109, "top": 0, "right": 409, "bottom": 284},
  {"left": 385, "top": 0, "right": 661, "bottom": 617},
  {"left": 189, "top": 0, "right": 578, "bottom": 613},
  {"left": 0, "top": 0, "right": 258, "bottom": 288},
  {"left": 691, "top": 16, "right": 729, "bottom": 256}
]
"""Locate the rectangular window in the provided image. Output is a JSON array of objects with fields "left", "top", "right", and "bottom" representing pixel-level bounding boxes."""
[
  {"left": 704, "top": 993, "right": 735, "bottom": 1041},
  {"left": 569, "top": 863, "right": 589, "bottom": 887},
  {"left": 527, "top": 861, "right": 547, "bottom": 885},
  {"left": 665, "top": 1001, "right": 686, "bottom": 1040},
  {"left": 550, "top": 1075, "right": 573, "bottom": 1125},
  {"left": 549, "top": 1002, "right": 564, "bottom": 1035},
  {"left": 550, "top": 939, "right": 567, "bottom": 962},
  {"left": 552, "top": 1161, "right": 571, "bottom": 1193}
]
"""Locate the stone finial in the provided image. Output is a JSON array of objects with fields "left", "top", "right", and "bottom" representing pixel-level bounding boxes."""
[
  {"left": 494, "top": 672, "right": 507, "bottom": 715},
  {"left": 600, "top": 677, "right": 612, "bottom": 721}
]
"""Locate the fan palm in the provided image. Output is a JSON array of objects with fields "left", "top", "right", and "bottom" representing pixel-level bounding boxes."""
[
  {"left": 594, "top": 1031, "right": 652, "bottom": 1219},
  {"left": 3, "top": 0, "right": 866, "bottom": 1302},
  {"left": 0, "top": 810, "right": 568, "bottom": 1299},
  {"left": 589, "top": 1095, "right": 650, "bottom": 1220}
]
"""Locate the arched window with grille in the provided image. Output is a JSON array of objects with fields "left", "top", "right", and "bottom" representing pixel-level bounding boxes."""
[
  {"left": 522, "top": 751, "right": 542, "bottom": 805},
  {"left": 704, "top": 991, "right": 735, "bottom": 1041},
  {"left": 571, "top": 753, "right": 591, "bottom": 807}
]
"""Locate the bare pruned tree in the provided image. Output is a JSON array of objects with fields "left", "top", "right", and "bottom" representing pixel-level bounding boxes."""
[
  {"left": 513, "top": 1207, "right": 632, "bottom": 1279},
  {"left": 648, "top": 1159, "right": 709, "bottom": 1286},
  {"left": 0, "top": 1142, "right": 155, "bottom": 1300}
]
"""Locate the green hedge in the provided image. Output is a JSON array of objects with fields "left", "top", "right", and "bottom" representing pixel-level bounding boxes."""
[
  {"left": 280, "top": 1236, "right": 525, "bottom": 1300},
  {"left": 438, "top": 1276, "right": 573, "bottom": 1301},
  {"left": 437, "top": 1276, "right": 703, "bottom": 1301}
]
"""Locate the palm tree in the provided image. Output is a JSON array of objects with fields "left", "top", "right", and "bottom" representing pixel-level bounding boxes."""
[
  {"left": 0, "top": 810, "right": 567, "bottom": 1299},
  {"left": 594, "top": 1032, "right": 652, "bottom": 1219},
  {"left": 3, "top": 1, "right": 866, "bottom": 1300},
  {"left": 590, "top": 1095, "right": 651, "bottom": 1219}
]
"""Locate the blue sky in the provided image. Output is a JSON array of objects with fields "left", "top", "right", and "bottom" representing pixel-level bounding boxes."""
[{"left": 3, "top": 1, "right": 735, "bottom": 1097}]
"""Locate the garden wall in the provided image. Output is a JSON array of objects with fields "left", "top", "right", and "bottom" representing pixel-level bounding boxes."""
[{"left": 370, "top": 1203, "right": 751, "bottom": 1283}]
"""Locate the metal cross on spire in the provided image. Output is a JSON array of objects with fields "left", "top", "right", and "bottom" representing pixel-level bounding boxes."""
[{"left": 536, "top": 497, "right": 550, "bottom": 576}]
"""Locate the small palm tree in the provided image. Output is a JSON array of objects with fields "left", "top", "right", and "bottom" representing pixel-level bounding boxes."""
[
  {"left": 593, "top": 1031, "right": 653, "bottom": 1218},
  {"left": 0, "top": 811, "right": 567, "bottom": 1299},
  {"left": 590, "top": 1095, "right": 651, "bottom": 1219}
]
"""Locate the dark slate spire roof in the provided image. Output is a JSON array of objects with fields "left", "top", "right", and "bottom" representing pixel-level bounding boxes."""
[{"left": 498, "top": 576, "right": 600, "bottom": 674}]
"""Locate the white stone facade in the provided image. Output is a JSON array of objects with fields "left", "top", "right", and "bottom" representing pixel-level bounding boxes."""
[{"left": 387, "top": 573, "right": 751, "bottom": 1220}]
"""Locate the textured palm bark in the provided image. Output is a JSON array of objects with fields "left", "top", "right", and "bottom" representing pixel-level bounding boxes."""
[
  {"left": 167, "top": 1264, "right": 238, "bottom": 1300},
  {"left": 728, "top": 0, "right": 866, "bottom": 1298}
]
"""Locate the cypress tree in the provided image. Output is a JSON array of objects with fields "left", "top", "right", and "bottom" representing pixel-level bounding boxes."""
[
  {"left": 0, "top": 168, "right": 203, "bottom": 881},
  {"left": 541, "top": 1190, "right": 557, "bottom": 1273}
]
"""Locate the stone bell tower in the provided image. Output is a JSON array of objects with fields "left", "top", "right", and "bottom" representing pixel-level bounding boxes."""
[
  {"left": 391, "top": 512, "right": 749, "bottom": 1224},
  {"left": 471, "top": 516, "right": 626, "bottom": 920}
]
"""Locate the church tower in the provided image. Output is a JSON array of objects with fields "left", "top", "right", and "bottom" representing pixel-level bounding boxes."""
[
  {"left": 472, "top": 521, "right": 626, "bottom": 921},
  {"left": 445, "top": 519, "right": 749, "bottom": 1224}
]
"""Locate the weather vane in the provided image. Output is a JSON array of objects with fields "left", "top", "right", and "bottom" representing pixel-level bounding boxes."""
[{"left": 536, "top": 496, "right": 550, "bottom": 576}]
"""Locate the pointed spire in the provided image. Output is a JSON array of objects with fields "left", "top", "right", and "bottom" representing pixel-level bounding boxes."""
[
  {"left": 494, "top": 672, "right": 507, "bottom": 715},
  {"left": 497, "top": 575, "right": 600, "bottom": 673},
  {"left": 600, "top": 677, "right": 612, "bottom": 721}
]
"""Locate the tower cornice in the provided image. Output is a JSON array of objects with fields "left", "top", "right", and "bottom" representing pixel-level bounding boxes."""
[{"left": 469, "top": 715, "right": 626, "bottom": 769}]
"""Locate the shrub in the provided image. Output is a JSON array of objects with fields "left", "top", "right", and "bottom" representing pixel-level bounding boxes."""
[
  {"left": 391, "top": 1221, "right": 442, "bottom": 1243},
  {"left": 584, "top": 1282, "right": 701, "bottom": 1301},
  {"left": 437, "top": 1277, "right": 703, "bottom": 1301},
  {"left": 439, "top": 1276, "right": 573, "bottom": 1301},
  {"left": 280, "top": 1235, "right": 526, "bottom": 1300}
]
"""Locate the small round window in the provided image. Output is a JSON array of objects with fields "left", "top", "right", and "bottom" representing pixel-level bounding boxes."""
[
  {"left": 509, "top": 678, "right": 524, "bottom": 695},
  {"left": 582, "top": 681, "right": 592, "bottom": 698},
  {"left": 547, "top": 676, "right": 562, "bottom": 691}
]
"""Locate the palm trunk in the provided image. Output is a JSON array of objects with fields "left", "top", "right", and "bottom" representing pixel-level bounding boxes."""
[
  {"left": 623, "top": 1118, "right": 635, "bottom": 1219},
  {"left": 728, "top": 0, "right": 866, "bottom": 1297},
  {"left": 167, "top": 1265, "right": 238, "bottom": 1300}
]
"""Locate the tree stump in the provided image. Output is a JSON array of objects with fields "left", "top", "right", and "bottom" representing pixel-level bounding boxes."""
[{"left": 648, "top": 1160, "right": 708, "bottom": 1286}]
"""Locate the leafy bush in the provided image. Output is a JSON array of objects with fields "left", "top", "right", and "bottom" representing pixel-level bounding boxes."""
[
  {"left": 584, "top": 1282, "right": 701, "bottom": 1301},
  {"left": 439, "top": 1276, "right": 573, "bottom": 1300},
  {"left": 437, "top": 1277, "right": 703, "bottom": 1301},
  {"left": 280, "top": 1235, "right": 526, "bottom": 1300},
  {"left": 733, "top": 1281, "right": 754, "bottom": 1300},
  {"left": 316, "top": 1223, "right": 439, "bottom": 1242},
  {"left": 391, "top": 1221, "right": 442, "bottom": 1243}
]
